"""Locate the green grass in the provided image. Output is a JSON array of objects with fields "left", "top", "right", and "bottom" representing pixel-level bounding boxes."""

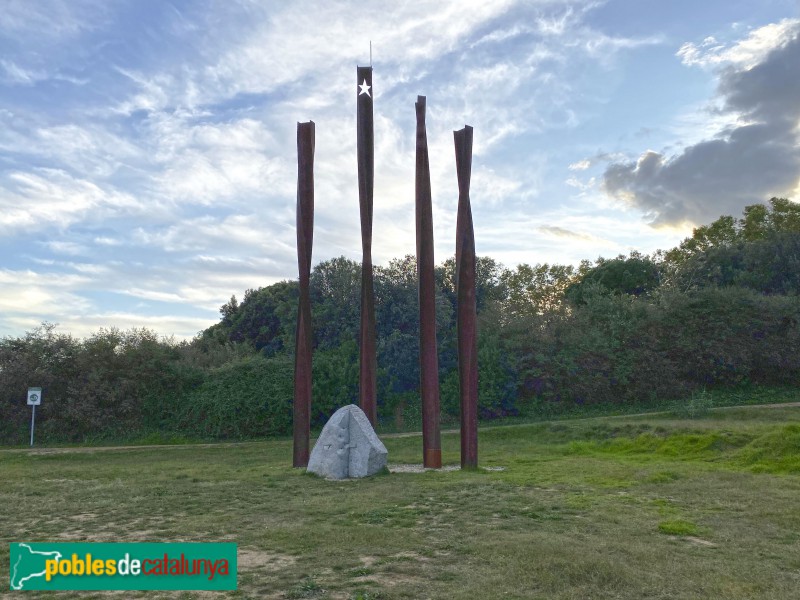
[
  {"left": 658, "top": 520, "right": 701, "bottom": 536},
  {"left": 1, "top": 404, "right": 799, "bottom": 598},
  {"left": 390, "top": 384, "right": 800, "bottom": 434}
]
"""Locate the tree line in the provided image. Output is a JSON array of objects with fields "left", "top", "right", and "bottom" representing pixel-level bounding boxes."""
[{"left": 2, "top": 198, "right": 799, "bottom": 444}]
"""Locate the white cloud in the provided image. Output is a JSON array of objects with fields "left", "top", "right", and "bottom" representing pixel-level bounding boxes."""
[
  {"left": 568, "top": 159, "right": 591, "bottom": 171},
  {"left": 41, "top": 241, "right": 88, "bottom": 256},
  {"left": 0, "top": 60, "right": 48, "bottom": 85},
  {"left": 677, "top": 19, "right": 800, "bottom": 68},
  {"left": 0, "top": 269, "right": 93, "bottom": 321},
  {"left": 26, "top": 312, "right": 213, "bottom": 341},
  {"left": 33, "top": 124, "right": 143, "bottom": 178},
  {"left": 0, "top": 0, "right": 729, "bottom": 339},
  {"left": 0, "top": 0, "right": 102, "bottom": 42},
  {"left": 565, "top": 175, "right": 596, "bottom": 191},
  {"left": 94, "top": 236, "right": 121, "bottom": 246},
  {"left": 538, "top": 224, "right": 596, "bottom": 241},
  {"left": 0, "top": 169, "right": 149, "bottom": 233}
]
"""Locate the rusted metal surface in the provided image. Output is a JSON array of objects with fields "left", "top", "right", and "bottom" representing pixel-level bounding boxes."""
[
  {"left": 357, "top": 66, "right": 378, "bottom": 426},
  {"left": 293, "top": 121, "right": 315, "bottom": 468},
  {"left": 415, "top": 96, "right": 442, "bottom": 469},
  {"left": 454, "top": 125, "right": 478, "bottom": 469}
]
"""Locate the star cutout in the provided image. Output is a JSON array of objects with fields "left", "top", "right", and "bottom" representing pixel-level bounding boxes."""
[{"left": 358, "top": 79, "right": 371, "bottom": 97}]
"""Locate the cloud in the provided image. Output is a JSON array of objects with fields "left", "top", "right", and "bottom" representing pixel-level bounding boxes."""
[
  {"left": 676, "top": 19, "right": 799, "bottom": 69},
  {"left": 33, "top": 124, "right": 142, "bottom": 178},
  {"left": 0, "top": 0, "right": 101, "bottom": 42},
  {"left": 537, "top": 225, "right": 594, "bottom": 241},
  {"left": 3, "top": 312, "right": 213, "bottom": 341},
  {"left": 0, "top": 258, "right": 266, "bottom": 340},
  {"left": 569, "top": 159, "right": 591, "bottom": 171},
  {"left": 0, "top": 0, "right": 693, "bottom": 339},
  {"left": 603, "top": 19, "right": 800, "bottom": 226},
  {"left": 0, "top": 169, "right": 149, "bottom": 233},
  {"left": 565, "top": 175, "right": 596, "bottom": 191},
  {"left": 0, "top": 59, "right": 88, "bottom": 87},
  {"left": 0, "top": 269, "right": 93, "bottom": 330},
  {"left": 41, "top": 241, "right": 88, "bottom": 256},
  {"left": 0, "top": 60, "right": 48, "bottom": 85}
]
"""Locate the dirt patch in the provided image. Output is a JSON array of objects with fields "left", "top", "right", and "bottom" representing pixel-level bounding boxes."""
[
  {"left": 391, "top": 551, "right": 430, "bottom": 562},
  {"left": 238, "top": 548, "right": 297, "bottom": 572},
  {"left": 55, "top": 527, "right": 164, "bottom": 542},
  {"left": 2, "top": 441, "right": 262, "bottom": 455},
  {"left": 52, "top": 514, "right": 178, "bottom": 543},
  {"left": 352, "top": 553, "right": 428, "bottom": 590},
  {"left": 359, "top": 555, "right": 380, "bottom": 567},
  {"left": 388, "top": 464, "right": 505, "bottom": 473},
  {"left": 389, "top": 464, "right": 461, "bottom": 473},
  {"left": 684, "top": 536, "right": 717, "bottom": 547},
  {"left": 69, "top": 512, "right": 98, "bottom": 522}
]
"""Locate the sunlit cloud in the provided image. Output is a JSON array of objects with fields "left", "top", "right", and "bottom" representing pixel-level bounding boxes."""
[{"left": 604, "top": 20, "right": 800, "bottom": 225}]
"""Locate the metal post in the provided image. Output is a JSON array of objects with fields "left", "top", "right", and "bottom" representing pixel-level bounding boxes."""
[
  {"left": 293, "top": 121, "right": 315, "bottom": 468},
  {"left": 30, "top": 404, "right": 36, "bottom": 447},
  {"left": 454, "top": 125, "right": 478, "bottom": 469},
  {"left": 357, "top": 65, "right": 378, "bottom": 425},
  {"left": 415, "top": 96, "right": 442, "bottom": 468}
]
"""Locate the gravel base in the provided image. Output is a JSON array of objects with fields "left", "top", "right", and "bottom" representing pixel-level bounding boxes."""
[{"left": 388, "top": 464, "right": 505, "bottom": 473}]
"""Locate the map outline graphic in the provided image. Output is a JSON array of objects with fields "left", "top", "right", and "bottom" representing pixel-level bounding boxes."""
[{"left": 10, "top": 543, "right": 62, "bottom": 590}]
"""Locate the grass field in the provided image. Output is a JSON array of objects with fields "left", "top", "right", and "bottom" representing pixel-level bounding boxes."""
[{"left": 2, "top": 404, "right": 800, "bottom": 599}]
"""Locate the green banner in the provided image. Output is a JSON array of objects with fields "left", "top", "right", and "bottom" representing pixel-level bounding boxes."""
[{"left": 9, "top": 543, "right": 237, "bottom": 591}]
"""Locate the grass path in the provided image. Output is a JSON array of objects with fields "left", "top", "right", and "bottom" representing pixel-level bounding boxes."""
[{"left": 4, "top": 400, "right": 799, "bottom": 455}]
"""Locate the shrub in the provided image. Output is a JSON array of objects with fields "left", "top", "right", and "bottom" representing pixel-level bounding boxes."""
[{"left": 176, "top": 354, "right": 293, "bottom": 439}]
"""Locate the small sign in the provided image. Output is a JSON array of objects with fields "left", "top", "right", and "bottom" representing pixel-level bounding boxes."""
[{"left": 27, "top": 388, "right": 42, "bottom": 406}]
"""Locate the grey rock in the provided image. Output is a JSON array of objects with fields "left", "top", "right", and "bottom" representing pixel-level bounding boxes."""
[{"left": 307, "top": 404, "right": 388, "bottom": 479}]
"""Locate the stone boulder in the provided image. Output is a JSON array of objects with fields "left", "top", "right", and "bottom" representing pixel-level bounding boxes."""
[{"left": 307, "top": 404, "right": 388, "bottom": 479}]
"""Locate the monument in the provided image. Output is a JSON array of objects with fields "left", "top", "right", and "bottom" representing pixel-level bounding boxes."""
[
  {"left": 290, "top": 66, "right": 481, "bottom": 471},
  {"left": 307, "top": 405, "right": 388, "bottom": 479}
]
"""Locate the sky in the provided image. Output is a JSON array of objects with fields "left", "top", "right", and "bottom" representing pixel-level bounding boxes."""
[{"left": 1, "top": 0, "right": 799, "bottom": 340}]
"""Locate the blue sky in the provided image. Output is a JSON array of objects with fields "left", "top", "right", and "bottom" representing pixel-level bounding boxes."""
[{"left": 1, "top": 0, "right": 798, "bottom": 339}]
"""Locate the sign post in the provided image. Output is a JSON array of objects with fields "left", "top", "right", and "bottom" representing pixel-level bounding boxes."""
[{"left": 27, "top": 387, "right": 41, "bottom": 447}]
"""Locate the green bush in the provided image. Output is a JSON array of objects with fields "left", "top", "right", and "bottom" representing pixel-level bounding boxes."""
[
  {"left": 0, "top": 325, "right": 199, "bottom": 444},
  {"left": 176, "top": 354, "right": 293, "bottom": 439},
  {"left": 311, "top": 340, "right": 359, "bottom": 424}
]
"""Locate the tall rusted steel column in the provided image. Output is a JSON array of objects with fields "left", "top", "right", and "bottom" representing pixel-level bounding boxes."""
[
  {"left": 293, "top": 121, "right": 315, "bottom": 468},
  {"left": 454, "top": 125, "right": 478, "bottom": 469},
  {"left": 357, "top": 66, "right": 378, "bottom": 425},
  {"left": 415, "top": 96, "right": 442, "bottom": 468}
]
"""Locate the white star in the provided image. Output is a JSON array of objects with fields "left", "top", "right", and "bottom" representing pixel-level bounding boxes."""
[{"left": 358, "top": 79, "right": 371, "bottom": 97}]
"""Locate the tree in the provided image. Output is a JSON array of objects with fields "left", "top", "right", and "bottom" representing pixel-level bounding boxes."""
[
  {"left": 665, "top": 198, "right": 800, "bottom": 265},
  {"left": 437, "top": 255, "right": 507, "bottom": 313},
  {"left": 310, "top": 256, "right": 361, "bottom": 349},
  {"left": 501, "top": 262, "right": 581, "bottom": 318},
  {"left": 565, "top": 254, "right": 660, "bottom": 305},
  {"left": 225, "top": 282, "right": 297, "bottom": 354},
  {"left": 219, "top": 295, "right": 239, "bottom": 323}
]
